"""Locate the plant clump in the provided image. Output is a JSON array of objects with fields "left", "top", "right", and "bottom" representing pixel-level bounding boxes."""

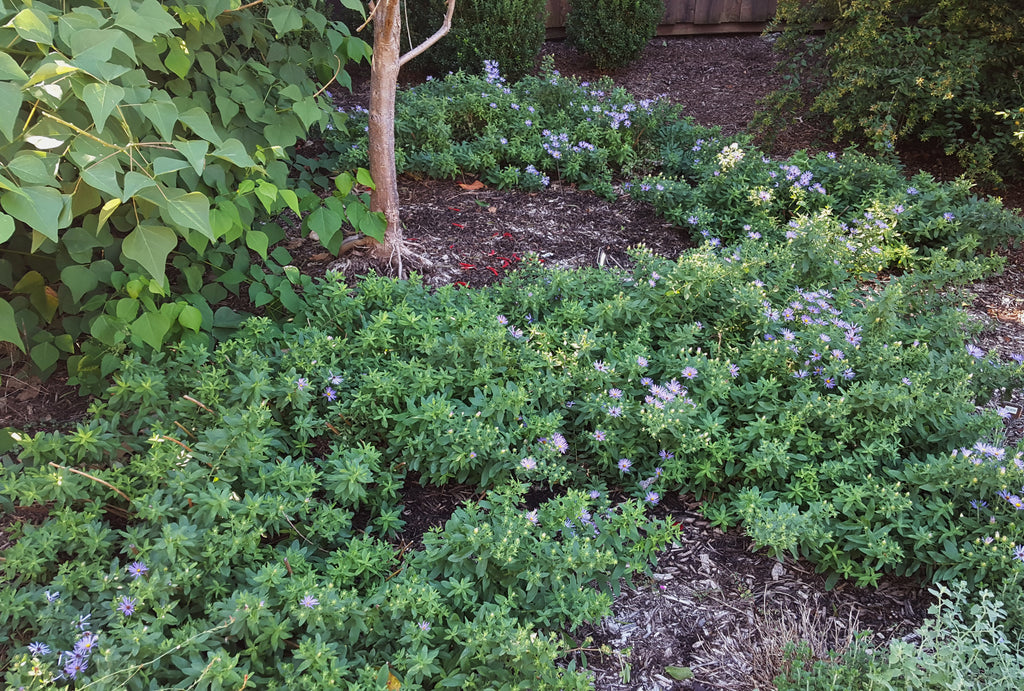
[{"left": 565, "top": 0, "right": 665, "bottom": 69}]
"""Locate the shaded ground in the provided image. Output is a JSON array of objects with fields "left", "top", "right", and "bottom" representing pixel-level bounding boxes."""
[{"left": 4, "top": 33, "right": 1024, "bottom": 690}]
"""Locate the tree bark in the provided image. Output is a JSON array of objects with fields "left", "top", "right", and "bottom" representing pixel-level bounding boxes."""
[{"left": 365, "top": 0, "right": 455, "bottom": 275}]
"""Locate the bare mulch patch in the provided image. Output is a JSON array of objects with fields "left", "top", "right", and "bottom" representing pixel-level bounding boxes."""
[{"left": 3, "top": 33, "right": 1024, "bottom": 690}]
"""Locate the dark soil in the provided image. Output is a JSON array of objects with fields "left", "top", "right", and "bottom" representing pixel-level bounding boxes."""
[{"left": 3, "top": 33, "right": 1024, "bottom": 691}]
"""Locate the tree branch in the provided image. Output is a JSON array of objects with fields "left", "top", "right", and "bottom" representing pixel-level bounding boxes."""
[{"left": 399, "top": 0, "right": 455, "bottom": 67}]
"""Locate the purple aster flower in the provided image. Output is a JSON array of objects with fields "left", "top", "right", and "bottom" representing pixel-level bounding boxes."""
[
  {"left": 966, "top": 344, "right": 985, "bottom": 359},
  {"left": 75, "top": 614, "right": 92, "bottom": 632},
  {"left": 823, "top": 377, "right": 836, "bottom": 389},
  {"left": 296, "top": 377, "right": 309, "bottom": 392},
  {"left": 608, "top": 388, "right": 623, "bottom": 399},
  {"left": 590, "top": 489, "right": 602, "bottom": 499},
  {"left": 607, "top": 405, "right": 623, "bottom": 418},
  {"left": 793, "top": 370, "right": 809, "bottom": 379},
  {"left": 323, "top": 387, "right": 337, "bottom": 401},
  {"left": 845, "top": 331, "right": 862, "bottom": 347},
  {"left": 902, "top": 377, "right": 912, "bottom": 386},
  {"left": 525, "top": 509, "right": 539, "bottom": 525},
  {"left": 640, "top": 377, "right": 653, "bottom": 386},
  {"left": 830, "top": 349, "right": 845, "bottom": 360},
  {"left": 729, "top": 363, "right": 740, "bottom": 378},
  {"left": 1014, "top": 545, "right": 1024, "bottom": 562},
  {"left": 681, "top": 366, "right": 698, "bottom": 380},
  {"left": 418, "top": 621, "right": 431, "bottom": 631},
  {"left": 28, "top": 641, "right": 51, "bottom": 656},
  {"left": 64, "top": 658, "right": 87, "bottom": 679},
  {"left": 300, "top": 595, "right": 319, "bottom": 609},
  {"left": 942, "top": 212, "right": 956, "bottom": 222},
  {"left": 819, "top": 334, "right": 831, "bottom": 343},
  {"left": 842, "top": 368, "right": 855, "bottom": 380},
  {"left": 593, "top": 430, "right": 606, "bottom": 442},
  {"left": 645, "top": 491, "right": 660, "bottom": 505},
  {"left": 617, "top": 458, "right": 632, "bottom": 473},
  {"left": 551, "top": 433, "right": 569, "bottom": 454},
  {"left": 117, "top": 596, "right": 137, "bottom": 617},
  {"left": 594, "top": 360, "right": 609, "bottom": 373},
  {"left": 45, "top": 590, "right": 60, "bottom": 602},
  {"left": 497, "top": 314, "right": 509, "bottom": 325},
  {"left": 520, "top": 456, "right": 537, "bottom": 470},
  {"left": 75, "top": 632, "right": 98, "bottom": 655}
]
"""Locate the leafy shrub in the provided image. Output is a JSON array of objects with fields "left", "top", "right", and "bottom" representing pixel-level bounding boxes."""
[
  {"left": 406, "top": 0, "right": 547, "bottom": 81},
  {"left": 761, "top": 0, "right": 1024, "bottom": 185},
  {"left": 565, "top": 0, "right": 664, "bottom": 69},
  {"left": 0, "top": 0, "right": 375, "bottom": 389}
]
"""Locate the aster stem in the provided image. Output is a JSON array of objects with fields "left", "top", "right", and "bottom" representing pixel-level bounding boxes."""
[{"left": 48, "top": 462, "right": 131, "bottom": 503}]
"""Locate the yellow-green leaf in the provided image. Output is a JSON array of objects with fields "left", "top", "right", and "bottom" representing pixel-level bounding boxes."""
[
  {"left": 245, "top": 229, "right": 269, "bottom": 260},
  {"left": 164, "top": 38, "right": 192, "bottom": 79},
  {"left": 9, "top": 8, "right": 53, "bottom": 45},
  {"left": 178, "top": 304, "right": 202, "bottom": 332},
  {"left": 97, "top": 198, "right": 121, "bottom": 231}
]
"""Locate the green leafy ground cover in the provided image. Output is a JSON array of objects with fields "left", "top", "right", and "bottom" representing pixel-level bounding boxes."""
[{"left": 4, "top": 41, "right": 1024, "bottom": 691}]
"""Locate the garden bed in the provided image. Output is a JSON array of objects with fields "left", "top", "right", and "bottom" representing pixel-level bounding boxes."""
[{"left": 3, "top": 34, "right": 1024, "bottom": 691}]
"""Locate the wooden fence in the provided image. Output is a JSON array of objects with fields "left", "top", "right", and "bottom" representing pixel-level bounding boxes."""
[{"left": 545, "top": 0, "right": 778, "bottom": 37}]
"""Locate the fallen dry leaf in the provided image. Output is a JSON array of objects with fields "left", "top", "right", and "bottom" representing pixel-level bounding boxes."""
[{"left": 457, "top": 180, "right": 485, "bottom": 191}]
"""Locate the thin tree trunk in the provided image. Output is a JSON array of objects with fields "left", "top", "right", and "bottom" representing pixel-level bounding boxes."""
[
  {"left": 365, "top": 0, "right": 455, "bottom": 276},
  {"left": 367, "top": 0, "right": 403, "bottom": 271}
]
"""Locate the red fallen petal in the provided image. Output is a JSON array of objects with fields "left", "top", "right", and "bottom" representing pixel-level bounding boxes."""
[
  {"left": 486, "top": 266, "right": 499, "bottom": 276},
  {"left": 503, "top": 232, "right": 513, "bottom": 238},
  {"left": 512, "top": 253, "right": 521, "bottom": 261},
  {"left": 452, "top": 223, "right": 464, "bottom": 228},
  {"left": 488, "top": 250, "right": 496, "bottom": 256},
  {"left": 455, "top": 281, "right": 468, "bottom": 287},
  {"left": 459, "top": 262, "right": 476, "bottom": 269},
  {"left": 492, "top": 232, "right": 501, "bottom": 237},
  {"left": 406, "top": 237, "right": 418, "bottom": 242},
  {"left": 447, "top": 207, "right": 462, "bottom": 211},
  {"left": 501, "top": 260, "right": 510, "bottom": 268},
  {"left": 449, "top": 244, "right": 455, "bottom": 249}
]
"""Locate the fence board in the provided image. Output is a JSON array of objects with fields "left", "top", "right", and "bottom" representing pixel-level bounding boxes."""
[{"left": 544, "top": 0, "right": 776, "bottom": 33}]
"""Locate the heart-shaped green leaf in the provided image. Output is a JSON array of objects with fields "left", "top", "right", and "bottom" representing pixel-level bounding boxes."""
[
  {"left": 82, "top": 82, "right": 126, "bottom": 134},
  {"left": 122, "top": 223, "right": 177, "bottom": 285}
]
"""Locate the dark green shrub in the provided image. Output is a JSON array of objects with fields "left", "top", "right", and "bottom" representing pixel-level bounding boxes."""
[
  {"left": 565, "top": 0, "right": 664, "bottom": 69},
  {"left": 406, "top": 0, "right": 547, "bottom": 81},
  {"left": 761, "top": 0, "right": 1024, "bottom": 185}
]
